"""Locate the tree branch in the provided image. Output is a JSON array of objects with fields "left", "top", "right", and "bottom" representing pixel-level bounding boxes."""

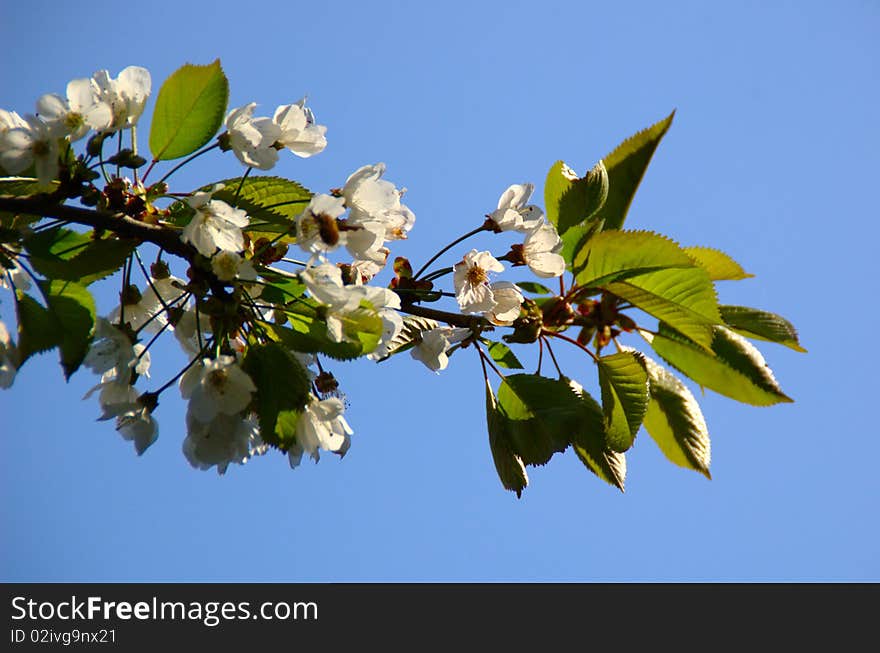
[
  {"left": 398, "top": 302, "right": 492, "bottom": 330},
  {"left": 0, "top": 195, "right": 195, "bottom": 261}
]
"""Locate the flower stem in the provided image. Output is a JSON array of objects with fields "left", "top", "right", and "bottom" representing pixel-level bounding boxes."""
[
  {"left": 542, "top": 328, "right": 598, "bottom": 363},
  {"left": 153, "top": 344, "right": 209, "bottom": 396},
  {"left": 412, "top": 224, "right": 491, "bottom": 280},
  {"left": 543, "top": 336, "right": 564, "bottom": 376},
  {"left": 233, "top": 168, "right": 252, "bottom": 205},
  {"left": 397, "top": 303, "right": 491, "bottom": 330},
  {"left": 156, "top": 143, "right": 221, "bottom": 185}
]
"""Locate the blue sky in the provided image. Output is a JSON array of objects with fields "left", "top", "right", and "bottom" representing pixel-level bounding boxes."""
[{"left": 1, "top": 0, "right": 877, "bottom": 581}]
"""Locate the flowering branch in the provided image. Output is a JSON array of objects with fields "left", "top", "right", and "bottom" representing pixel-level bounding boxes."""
[
  {"left": 0, "top": 196, "right": 192, "bottom": 260},
  {"left": 0, "top": 60, "right": 803, "bottom": 496}
]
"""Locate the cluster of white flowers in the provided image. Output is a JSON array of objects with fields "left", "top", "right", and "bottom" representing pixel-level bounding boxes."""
[
  {"left": 182, "top": 184, "right": 250, "bottom": 256},
  {"left": 223, "top": 99, "right": 327, "bottom": 170},
  {"left": 110, "top": 275, "right": 187, "bottom": 334},
  {"left": 82, "top": 319, "right": 157, "bottom": 455},
  {"left": 0, "top": 66, "right": 151, "bottom": 188},
  {"left": 297, "top": 163, "right": 414, "bottom": 271},
  {"left": 487, "top": 183, "right": 565, "bottom": 278},
  {"left": 178, "top": 355, "right": 265, "bottom": 474},
  {"left": 435, "top": 183, "right": 563, "bottom": 334},
  {"left": 291, "top": 163, "right": 417, "bottom": 363},
  {"left": 0, "top": 62, "right": 572, "bottom": 474}
]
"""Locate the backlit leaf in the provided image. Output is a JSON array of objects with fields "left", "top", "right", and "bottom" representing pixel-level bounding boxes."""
[
  {"left": 595, "top": 111, "right": 675, "bottom": 231},
  {"left": 242, "top": 342, "right": 311, "bottom": 449},
  {"left": 149, "top": 60, "right": 229, "bottom": 161},
  {"left": 637, "top": 350, "right": 711, "bottom": 478},
  {"left": 568, "top": 379, "right": 626, "bottom": 491},
  {"left": 597, "top": 351, "right": 649, "bottom": 452},
  {"left": 487, "top": 341, "right": 523, "bottom": 369},
  {"left": 648, "top": 323, "right": 793, "bottom": 406},
  {"left": 573, "top": 229, "right": 696, "bottom": 286},
  {"left": 544, "top": 160, "right": 608, "bottom": 235},
  {"left": 605, "top": 267, "right": 721, "bottom": 348},
  {"left": 496, "top": 374, "right": 580, "bottom": 466},
  {"left": 24, "top": 227, "right": 135, "bottom": 286},
  {"left": 485, "top": 381, "right": 528, "bottom": 497},
  {"left": 683, "top": 247, "right": 753, "bottom": 281},
  {"left": 720, "top": 305, "right": 805, "bottom": 352}
]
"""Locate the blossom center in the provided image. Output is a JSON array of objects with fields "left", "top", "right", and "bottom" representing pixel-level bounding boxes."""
[
  {"left": 206, "top": 369, "right": 229, "bottom": 393},
  {"left": 65, "top": 112, "right": 85, "bottom": 131},
  {"left": 32, "top": 140, "right": 50, "bottom": 157},
  {"left": 466, "top": 265, "right": 488, "bottom": 286}
]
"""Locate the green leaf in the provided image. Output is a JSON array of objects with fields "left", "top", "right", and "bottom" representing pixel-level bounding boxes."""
[
  {"left": 24, "top": 227, "right": 135, "bottom": 286},
  {"left": 377, "top": 315, "right": 439, "bottom": 360},
  {"left": 649, "top": 323, "right": 793, "bottom": 406},
  {"left": 242, "top": 342, "right": 311, "bottom": 449},
  {"left": 719, "top": 305, "right": 806, "bottom": 352},
  {"left": 515, "top": 281, "right": 553, "bottom": 295},
  {"left": 597, "top": 352, "right": 649, "bottom": 452},
  {"left": 486, "top": 341, "right": 523, "bottom": 370},
  {"left": 594, "top": 111, "right": 675, "bottom": 231},
  {"left": 0, "top": 177, "right": 60, "bottom": 197},
  {"left": 169, "top": 176, "right": 313, "bottom": 245},
  {"left": 495, "top": 374, "right": 580, "bottom": 465},
  {"left": 683, "top": 247, "right": 753, "bottom": 281},
  {"left": 0, "top": 178, "right": 61, "bottom": 227},
  {"left": 149, "top": 60, "right": 229, "bottom": 161},
  {"left": 44, "top": 280, "right": 96, "bottom": 379},
  {"left": 259, "top": 301, "right": 382, "bottom": 361},
  {"left": 210, "top": 176, "right": 311, "bottom": 226},
  {"left": 485, "top": 381, "right": 529, "bottom": 497},
  {"left": 568, "top": 381, "right": 626, "bottom": 491},
  {"left": 638, "top": 351, "right": 711, "bottom": 479},
  {"left": 14, "top": 291, "right": 59, "bottom": 362},
  {"left": 254, "top": 269, "right": 307, "bottom": 305},
  {"left": 544, "top": 160, "right": 608, "bottom": 235},
  {"left": 605, "top": 266, "right": 721, "bottom": 349},
  {"left": 573, "top": 229, "right": 697, "bottom": 286}
]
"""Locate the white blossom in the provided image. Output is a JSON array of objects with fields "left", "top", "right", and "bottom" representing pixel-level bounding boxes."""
[
  {"left": 522, "top": 223, "right": 565, "bottom": 278},
  {"left": 224, "top": 103, "right": 281, "bottom": 170},
  {"left": 115, "top": 406, "right": 158, "bottom": 455},
  {"left": 92, "top": 66, "right": 151, "bottom": 130},
  {"left": 273, "top": 99, "right": 327, "bottom": 158},
  {"left": 0, "top": 114, "right": 58, "bottom": 188},
  {"left": 488, "top": 183, "right": 544, "bottom": 233},
  {"left": 295, "top": 193, "right": 347, "bottom": 255},
  {"left": 179, "top": 356, "right": 257, "bottom": 424},
  {"left": 361, "top": 286, "right": 404, "bottom": 361},
  {"left": 183, "top": 411, "right": 265, "bottom": 474},
  {"left": 211, "top": 250, "right": 256, "bottom": 282},
  {"left": 485, "top": 281, "right": 524, "bottom": 325},
  {"left": 300, "top": 263, "right": 368, "bottom": 341},
  {"left": 83, "top": 369, "right": 138, "bottom": 420},
  {"left": 174, "top": 304, "right": 210, "bottom": 355},
  {"left": 108, "top": 276, "right": 185, "bottom": 333},
  {"left": 348, "top": 255, "right": 387, "bottom": 283},
  {"left": 343, "top": 221, "right": 386, "bottom": 264},
  {"left": 410, "top": 326, "right": 471, "bottom": 373},
  {"left": 0, "top": 109, "right": 28, "bottom": 134},
  {"left": 342, "top": 163, "right": 415, "bottom": 240},
  {"left": 183, "top": 187, "right": 249, "bottom": 256},
  {"left": 288, "top": 397, "right": 353, "bottom": 467},
  {"left": 84, "top": 319, "right": 150, "bottom": 379},
  {"left": 36, "top": 77, "right": 113, "bottom": 141},
  {"left": 453, "top": 249, "right": 505, "bottom": 314}
]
